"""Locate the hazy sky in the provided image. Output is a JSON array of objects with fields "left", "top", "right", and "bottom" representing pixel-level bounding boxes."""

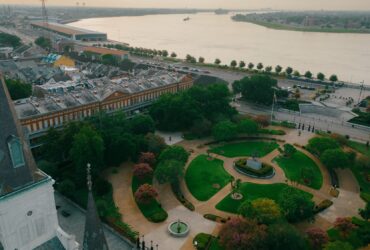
[{"left": 1, "top": 0, "right": 370, "bottom": 10}]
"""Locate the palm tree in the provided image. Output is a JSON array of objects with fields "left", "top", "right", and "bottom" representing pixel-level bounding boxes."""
[
  {"left": 170, "top": 52, "right": 177, "bottom": 58},
  {"left": 248, "top": 62, "right": 254, "bottom": 70},
  {"left": 265, "top": 66, "right": 272, "bottom": 73},
  {"left": 215, "top": 58, "right": 221, "bottom": 65},
  {"left": 198, "top": 57, "right": 205, "bottom": 63}
]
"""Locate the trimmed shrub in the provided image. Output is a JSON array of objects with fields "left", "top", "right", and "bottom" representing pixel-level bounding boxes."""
[
  {"left": 150, "top": 210, "right": 168, "bottom": 222},
  {"left": 134, "top": 184, "right": 158, "bottom": 205},
  {"left": 171, "top": 182, "right": 195, "bottom": 211},
  {"left": 133, "top": 163, "right": 153, "bottom": 180},
  {"left": 314, "top": 199, "right": 333, "bottom": 213}
]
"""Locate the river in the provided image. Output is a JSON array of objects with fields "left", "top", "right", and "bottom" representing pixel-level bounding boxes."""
[{"left": 70, "top": 12, "right": 370, "bottom": 85}]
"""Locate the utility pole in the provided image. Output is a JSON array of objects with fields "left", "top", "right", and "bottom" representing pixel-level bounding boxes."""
[
  {"left": 270, "top": 91, "right": 276, "bottom": 123},
  {"left": 41, "top": 0, "right": 49, "bottom": 38},
  {"left": 357, "top": 81, "right": 364, "bottom": 105}
]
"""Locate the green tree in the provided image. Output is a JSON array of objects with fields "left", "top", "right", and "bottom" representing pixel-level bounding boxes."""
[
  {"left": 320, "top": 149, "right": 349, "bottom": 169},
  {"left": 293, "top": 70, "right": 300, "bottom": 77},
  {"left": 145, "top": 133, "right": 167, "bottom": 156},
  {"left": 58, "top": 179, "right": 76, "bottom": 197},
  {"left": 105, "top": 133, "right": 137, "bottom": 166},
  {"left": 35, "top": 36, "right": 51, "bottom": 50},
  {"left": 70, "top": 126, "right": 105, "bottom": 183},
  {"left": 219, "top": 217, "right": 268, "bottom": 250},
  {"left": 129, "top": 114, "right": 155, "bottom": 135},
  {"left": 170, "top": 52, "right": 177, "bottom": 58},
  {"left": 285, "top": 67, "right": 293, "bottom": 75},
  {"left": 5, "top": 79, "right": 32, "bottom": 100},
  {"left": 306, "top": 137, "right": 339, "bottom": 156},
  {"left": 304, "top": 71, "right": 313, "bottom": 79},
  {"left": 212, "top": 120, "right": 238, "bottom": 141},
  {"left": 214, "top": 58, "right": 221, "bottom": 65},
  {"left": 154, "top": 160, "right": 185, "bottom": 184},
  {"left": 102, "top": 54, "right": 118, "bottom": 66},
  {"left": 324, "top": 241, "right": 353, "bottom": 250},
  {"left": 279, "top": 187, "right": 314, "bottom": 222},
  {"left": 239, "top": 60, "right": 246, "bottom": 68},
  {"left": 38, "top": 160, "right": 57, "bottom": 177},
  {"left": 257, "top": 62, "right": 264, "bottom": 70},
  {"left": 237, "top": 118, "right": 259, "bottom": 134},
  {"left": 248, "top": 62, "right": 254, "bottom": 70},
  {"left": 265, "top": 66, "right": 272, "bottom": 73},
  {"left": 0, "top": 32, "right": 21, "bottom": 47},
  {"left": 275, "top": 65, "right": 283, "bottom": 73},
  {"left": 134, "top": 184, "right": 158, "bottom": 204},
  {"left": 266, "top": 223, "right": 309, "bottom": 250},
  {"left": 190, "top": 118, "right": 212, "bottom": 137},
  {"left": 317, "top": 72, "right": 325, "bottom": 81},
  {"left": 329, "top": 74, "right": 338, "bottom": 82},
  {"left": 162, "top": 50, "right": 168, "bottom": 57},
  {"left": 239, "top": 198, "right": 282, "bottom": 224},
  {"left": 237, "top": 75, "right": 278, "bottom": 105},
  {"left": 158, "top": 145, "right": 189, "bottom": 163},
  {"left": 360, "top": 202, "right": 370, "bottom": 220},
  {"left": 230, "top": 60, "right": 237, "bottom": 68},
  {"left": 306, "top": 228, "right": 329, "bottom": 250},
  {"left": 198, "top": 57, "right": 205, "bottom": 63}
]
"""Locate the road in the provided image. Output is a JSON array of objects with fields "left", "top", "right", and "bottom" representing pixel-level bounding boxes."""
[{"left": 236, "top": 101, "right": 370, "bottom": 142}]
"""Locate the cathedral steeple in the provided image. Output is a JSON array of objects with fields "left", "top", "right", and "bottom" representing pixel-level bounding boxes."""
[{"left": 83, "top": 163, "right": 109, "bottom": 250}]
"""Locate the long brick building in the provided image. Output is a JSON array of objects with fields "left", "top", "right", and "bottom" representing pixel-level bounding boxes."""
[{"left": 13, "top": 69, "right": 193, "bottom": 145}]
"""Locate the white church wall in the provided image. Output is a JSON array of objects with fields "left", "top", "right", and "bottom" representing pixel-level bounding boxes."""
[{"left": 0, "top": 177, "right": 59, "bottom": 250}]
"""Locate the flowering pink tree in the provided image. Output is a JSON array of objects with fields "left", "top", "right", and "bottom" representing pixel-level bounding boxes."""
[
  {"left": 139, "top": 152, "right": 156, "bottom": 167},
  {"left": 306, "top": 228, "right": 329, "bottom": 250},
  {"left": 134, "top": 184, "right": 158, "bottom": 205},
  {"left": 219, "top": 217, "right": 267, "bottom": 250},
  {"left": 334, "top": 217, "right": 357, "bottom": 238},
  {"left": 133, "top": 163, "right": 153, "bottom": 180}
]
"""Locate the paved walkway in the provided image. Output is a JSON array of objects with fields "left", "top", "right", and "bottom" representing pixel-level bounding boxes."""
[
  {"left": 105, "top": 131, "right": 366, "bottom": 250},
  {"left": 107, "top": 163, "right": 161, "bottom": 235},
  {"left": 107, "top": 162, "right": 218, "bottom": 250}
]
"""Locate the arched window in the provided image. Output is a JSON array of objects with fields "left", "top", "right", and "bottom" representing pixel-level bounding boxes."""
[{"left": 7, "top": 136, "right": 25, "bottom": 168}]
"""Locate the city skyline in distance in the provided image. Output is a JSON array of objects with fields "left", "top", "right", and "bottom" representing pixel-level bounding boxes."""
[{"left": 1, "top": 0, "right": 370, "bottom": 11}]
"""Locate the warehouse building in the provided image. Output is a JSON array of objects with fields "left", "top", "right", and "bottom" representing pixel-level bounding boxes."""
[{"left": 31, "top": 22, "right": 107, "bottom": 42}]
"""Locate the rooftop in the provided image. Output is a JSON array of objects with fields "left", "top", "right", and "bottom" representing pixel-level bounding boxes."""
[
  {"left": 82, "top": 46, "right": 129, "bottom": 56},
  {"left": 14, "top": 69, "right": 189, "bottom": 119},
  {"left": 31, "top": 22, "right": 106, "bottom": 36}
]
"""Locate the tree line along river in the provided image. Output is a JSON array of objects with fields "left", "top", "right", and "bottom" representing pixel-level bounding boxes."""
[{"left": 70, "top": 12, "right": 370, "bottom": 85}]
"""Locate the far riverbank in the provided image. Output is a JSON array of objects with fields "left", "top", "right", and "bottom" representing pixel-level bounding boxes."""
[{"left": 232, "top": 19, "right": 370, "bottom": 34}]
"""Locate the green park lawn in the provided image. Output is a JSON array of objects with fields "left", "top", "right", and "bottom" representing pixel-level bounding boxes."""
[
  {"left": 185, "top": 155, "right": 232, "bottom": 201},
  {"left": 216, "top": 182, "right": 313, "bottom": 214},
  {"left": 347, "top": 141, "right": 370, "bottom": 201},
  {"left": 274, "top": 150, "right": 323, "bottom": 190},
  {"left": 348, "top": 141, "right": 370, "bottom": 158},
  {"left": 210, "top": 141, "right": 279, "bottom": 158}
]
